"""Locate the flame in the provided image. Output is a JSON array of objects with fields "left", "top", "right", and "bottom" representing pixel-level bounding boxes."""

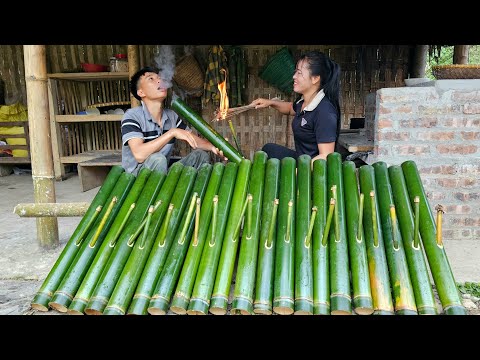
[{"left": 218, "top": 69, "right": 229, "bottom": 120}]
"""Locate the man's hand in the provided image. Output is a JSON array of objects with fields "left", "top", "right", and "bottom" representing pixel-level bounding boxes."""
[
  {"left": 211, "top": 146, "right": 228, "bottom": 162},
  {"left": 172, "top": 128, "right": 198, "bottom": 149}
]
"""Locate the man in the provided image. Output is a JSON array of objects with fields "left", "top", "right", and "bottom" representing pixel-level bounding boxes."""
[{"left": 121, "top": 67, "right": 224, "bottom": 175}]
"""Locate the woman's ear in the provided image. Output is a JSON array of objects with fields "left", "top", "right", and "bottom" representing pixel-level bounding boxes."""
[{"left": 312, "top": 75, "right": 321, "bottom": 85}]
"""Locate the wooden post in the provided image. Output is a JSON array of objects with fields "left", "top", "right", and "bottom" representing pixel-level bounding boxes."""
[
  {"left": 453, "top": 45, "right": 470, "bottom": 64},
  {"left": 411, "top": 45, "right": 429, "bottom": 78},
  {"left": 128, "top": 45, "right": 140, "bottom": 108},
  {"left": 23, "top": 45, "right": 59, "bottom": 248}
]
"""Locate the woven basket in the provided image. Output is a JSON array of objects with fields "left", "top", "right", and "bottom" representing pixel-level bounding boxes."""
[
  {"left": 432, "top": 64, "right": 480, "bottom": 79},
  {"left": 259, "top": 47, "right": 295, "bottom": 94},
  {"left": 173, "top": 55, "right": 204, "bottom": 97}
]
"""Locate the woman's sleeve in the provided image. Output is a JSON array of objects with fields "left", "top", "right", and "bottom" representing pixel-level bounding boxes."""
[{"left": 314, "top": 107, "right": 338, "bottom": 144}]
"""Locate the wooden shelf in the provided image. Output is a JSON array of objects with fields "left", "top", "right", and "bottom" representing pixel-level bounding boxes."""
[
  {"left": 47, "top": 72, "right": 129, "bottom": 81},
  {"left": 338, "top": 132, "right": 374, "bottom": 153},
  {"left": 60, "top": 150, "right": 121, "bottom": 164},
  {"left": 0, "top": 157, "right": 30, "bottom": 164},
  {"left": 55, "top": 115, "right": 123, "bottom": 123}
]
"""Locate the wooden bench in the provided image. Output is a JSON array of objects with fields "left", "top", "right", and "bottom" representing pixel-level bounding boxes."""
[{"left": 77, "top": 153, "right": 122, "bottom": 192}]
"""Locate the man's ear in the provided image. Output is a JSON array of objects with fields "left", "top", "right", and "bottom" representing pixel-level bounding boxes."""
[{"left": 137, "top": 89, "right": 144, "bottom": 99}]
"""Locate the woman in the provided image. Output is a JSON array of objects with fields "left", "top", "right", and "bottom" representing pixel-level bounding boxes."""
[{"left": 251, "top": 50, "right": 341, "bottom": 162}]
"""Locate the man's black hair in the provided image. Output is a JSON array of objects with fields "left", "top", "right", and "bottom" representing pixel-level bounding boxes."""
[{"left": 130, "top": 66, "right": 159, "bottom": 101}]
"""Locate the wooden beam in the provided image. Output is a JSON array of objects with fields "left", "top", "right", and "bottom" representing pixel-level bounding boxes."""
[
  {"left": 14, "top": 202, "right": 90, "bottom": 217},
  {"left": 128, "top": 45, "right": 141, "bottom": 108},
  {"left": 24, "top": 45, "right": 59, "bottom": 249},
  {"left": 453, "top": 45, "right": 470, "bottom": 64}
]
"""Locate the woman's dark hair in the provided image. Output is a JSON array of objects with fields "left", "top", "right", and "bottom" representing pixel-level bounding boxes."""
[
  {"left": 299, "top": 51, "right": 342, "bottom": 143},
  {"left": 130, "top": 66, "right": 159, "bottom": 101}
]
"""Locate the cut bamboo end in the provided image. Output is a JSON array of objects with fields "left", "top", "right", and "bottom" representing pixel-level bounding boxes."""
[
  {"left": 330, "top": 295, "right": 352, "bottom": 315},
  {"left": 294, "top": 299, "right": 314, "bottom": 315},
  {"left": 210, "top": 296, "right": 228, "bottom": 315},
  {"left": 273, "top": 306, "right": 294, "bottom": 315},
  {"left": 187, "top": 299, "right": 209, "bottom": 315},
  {"left": 31, "top": 293, "right": 51, "bottom": 312},
  {"left": 313, "top": 304, "right": 330, "bottom": 315},
  {"left": 48, "top": 301, "right": 69, "bottom": 313},
  {"left": 147, "top": 308, "right": 167, "bottom": 316},
  {"left": 231, "top": 297, "right": 254, "bottom": 315},
  {"left": 66, "top": 309, "right": 84, "bottom": 315},
  {"left": 253, "top": 303, "right": 272, "bottom": 315},
  {"left": 170, "top": 306, "right": 187, "bottom": 315},
  {"left": 353, "top": 297, "right": 374, "bottom": 315}
]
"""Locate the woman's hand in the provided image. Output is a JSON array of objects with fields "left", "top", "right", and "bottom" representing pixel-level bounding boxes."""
[{"left": 250, "top": 98, "right": 272, "bottom": 109}]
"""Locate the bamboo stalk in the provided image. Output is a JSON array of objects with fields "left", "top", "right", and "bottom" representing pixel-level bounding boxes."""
[
  {"left": 31, "top": 166, "right": 124, "bottom": 312},
  {"left": 75, "top": 206, "right": 102, "bottom": 246},
  {"left": 305, "top": 207, "right": 317, "bottom": 248},
  {"left": 68, "top": 169, "right": 150, "bottom": 315},
  {"left": 14, "top": 202, "right": 90, "bottom": 217},
  {"left": 373, "top": 161, "right": 417, "bottom": 315},
  {"left": 414, "top": 196, "right": 420, "bottom": 249},
  {"left": 388, "top": 165, "right": 438, "bottom": 315},
  {"left": 186, "top": 163, "right": 238, "bottom": 315},
  {"left": 322, "top": 199, "right": 335, "bottom": 247},
  {"left": 435, "top": 204, "right": 444, "bottom": 247},
  {"left": 126, "top": 201, "right": 162, "bottom": 247},
  {"left": 139, "top": 206, "right": 155, "bottom": 249},
  {"left": 171, "top": 97, "right": 243, "bottom": 163},
  {"left": 84, "top": 169, "right": 168, "bottom": 315},
  {"left": 359, "top": 165, "right": 394, "bottom": 315},
  {"left": 151, "top": 163, "right": 223, "bottom": 315},
  {"left": 273, "top": 157, "right": 296, "bottom": 315},
  {"left": 342, "top": 160, "right": 373, "bottom": 315},
  {"left": 232, "top": 151, "right": 267, "bottom": 315},
  {"left": 48, "top": 172, "right": 135, "bottom": 313},
  {"left": 194, "top": 198, "right": 201, "bottom": 246},
  {"left": 401, "top": 160, "right": 467, "bottom": 315},
  {"left": 311, "top": 157, "right": 330, "bottom": 315},
  {"left": 210, "top": 158, "right": 252, "bottom": 315},
  {"left": 118, "top": 165, "right": 196, "bottom": 315},
  {"left": 294, "top": 154, "right": 313, "bottom": 315},
  {"left": 327, "top": 152, "right": 351, "bottom": 315},
  {"left": 357, "top": 194, "right": 364, "bottom": 241}
]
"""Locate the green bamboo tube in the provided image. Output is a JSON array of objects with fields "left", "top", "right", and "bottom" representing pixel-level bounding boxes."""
[
  {"left": 273, "top": 157, "right": 296, "bottom": 315},
  {"left": 359, "top": 165, "right": 394, "bottom": 315},
  {"left": 401, "top": 160, "right": 467, "bottom": 315},
  {"left": 342, "top": 161, "right": 374, "bottom": 315},
  {"left": 373, "top": 161, "right": 417, "bottom": 315},
  {"left": 187, "top": 163, "right": 239, "bottom": 315},
  {"left": 68, "top": 168, "right": 152, "bottom": 315},
  {"left": 31, "top": 165, "right": 124, "bottom": 311},
  {"left": 388, "top": 165, "right": 438, "bottom": 315},
  {"left": 311, "top": 159, "right": 329, "bottom": 315},
  {"left": 171, "top": 97, "right": 243, "bottom": 163},
  {"left": 293, "top": 154, "right": 313, "bottom": 315},
  {"left": 326, "top": 152, "right": 351, "bottom": 315},
  {"left": 48, "top": 172, "right": 135, "bottom": 312},
  {"left": 107, "top": 165, "right": 197, "bottom": 315},
  {"left": 147, "top": 164, "right": 215, "bottom": 315},
  {"left": 231, "top": 151, "right": 268, "bottom": 315},
  {"left": 84, "top": 169, "right": 168, "bottom": 315},
  {"left": 253, "top": 158, "right": 280, "bottom": 315},
  {"left": 210, "top": 158, "right": 252, "bottom": 315}
]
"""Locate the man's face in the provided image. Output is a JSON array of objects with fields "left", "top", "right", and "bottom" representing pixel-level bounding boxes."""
[{"left": 137, "top": 72, "right": 168, "bottom": 101}]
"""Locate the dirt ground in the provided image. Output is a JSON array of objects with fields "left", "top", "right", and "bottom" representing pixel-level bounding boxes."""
[{"left": 0, "top": 170, "right": 479, "bottom": 315}]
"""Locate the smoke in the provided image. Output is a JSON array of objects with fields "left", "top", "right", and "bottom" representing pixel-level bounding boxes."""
[{"left": 154, "top": 45, "right": 175, "bottom": 89}]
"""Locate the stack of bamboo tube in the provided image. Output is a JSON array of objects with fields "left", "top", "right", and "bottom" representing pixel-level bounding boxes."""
[{"left": 30, "top": 151, "right": 467, "bottom": 315}]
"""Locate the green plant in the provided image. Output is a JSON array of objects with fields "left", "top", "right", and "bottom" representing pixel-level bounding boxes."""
[{"left": 457, "top": 282, "right": 480, "bottom": 298}]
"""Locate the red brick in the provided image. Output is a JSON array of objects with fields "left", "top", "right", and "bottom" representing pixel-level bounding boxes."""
[
  {"left": 419, "top": 165, "right": 456, "bottom": 175},
  {"left": 426, "top": 191, "right": 446, "bottom": 200},
  {"left": 394, "top": 105, "right": 413, "bottom": 113},
  {"left": 454, "top": 192, "right": 480, "bottom": 201},
  {"left": 452, "top": 91, "right": 480, "bottom": 102},
  {"left": 442, "top": 229, "right": 454, "bottom": 239},
  {"left": 437, "top": 178, "right": 476, "bottom": 188},
  {"left": 464, "top": 104, "right": 480, "bottom": 114},
  {"left": 460, "top": 131, "right": 480, "bottom": 140},
  {"left": 442, "top": 118, "right": 480, "bottom": 127},
  {"left": 457, "top": 164, "right": 480, "bottom": 175},
  {"left": 417, "top": 118, "right": 438, "bottom": 128},
  {"left": 379, "top": 105, "right": 392, "bottom": 114},
  {"left": 445, "top": 205, "right": 471, "bottom": 214},
  {"left": 462, "top": 230, "right": 472, "bottom": 238},
  {"left": 436, "top": 144, "right": 477, "bottom": 154},
  {"left": 474, "top": 229, "right": 480, "bottom": 239},
  {"left": 450, "top": 217, "right": 480, "bottom": 227},
  {"left": 377, "top": 131, "right": 410, "bottom": 141},
  {"left": 416, "top": 131, "right": 455, "bottom": 141},
  {"left": 400, "top": 120, "right": 415, "bottom": 128},
  {"left": 419, "top": 105, "right": 453, "bottom": 115},
  {"left": 374, "top": 146, "right": 389, "bottom": 156},
  {"left": 392, "top": 145, "right": 430, "bottom": 156},
  {"left": 377, "top": 119, "right": 393, "bottom": 129}
]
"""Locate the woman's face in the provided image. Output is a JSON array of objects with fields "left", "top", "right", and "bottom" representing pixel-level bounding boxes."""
[{"left": 293, "top": 59, "right": 319, "bottom": 94}]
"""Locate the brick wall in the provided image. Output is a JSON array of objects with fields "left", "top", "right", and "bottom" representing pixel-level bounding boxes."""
[{"left": 368, "top": 81, "right": 480, "bottom": 245}]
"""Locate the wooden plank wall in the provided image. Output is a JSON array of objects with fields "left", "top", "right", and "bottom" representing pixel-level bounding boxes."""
[{"left": 0, "top": 44, "right": 411, "bottom": 161}]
